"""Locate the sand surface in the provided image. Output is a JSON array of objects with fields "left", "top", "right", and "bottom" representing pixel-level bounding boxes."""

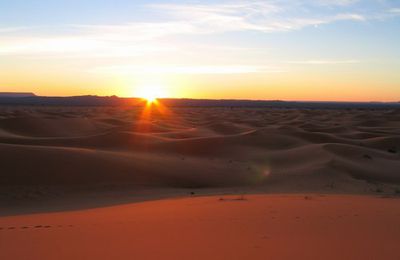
[
  {"left": 0, "top": 106, "right": 399, "bottom": 199},
  {"left": 1, "top": 195, "right": 400, "bottom": 260},
  {"left": 1, "top": 105, "right": 400, "bottom": 259}
]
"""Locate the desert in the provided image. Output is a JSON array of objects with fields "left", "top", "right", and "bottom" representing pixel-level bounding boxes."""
[
  {"left": 0, "top": 103, "right": 400, "bottom": 259},
  {"left": 2, "top": 0, "right": 400, "bottom": 258}
]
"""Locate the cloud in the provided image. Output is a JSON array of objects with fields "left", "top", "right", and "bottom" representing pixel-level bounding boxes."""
[
  {"left": 314, "top": 0, "right": 359, "bottom": 6},
  {"left": 0, "top": 35, "right": 175, "bottom": 58},
  {"left": 287, "top": 59, "right": 360, "bottom": 65},
  {"left": 0, "top": 0, "right": 395, "bottom": 59},
  {"left": 334, "top": 13, "right": 366, "bottom": 21},
  {"left": 73, "top": 22, "right": 197, "bottom": 41},
  {"left": 388, "top": 8, "right": 400, "bottom": 14},
  {"left": 0, "top": 27, "right": 29, "bottom": 33},
  {"left": 91, "top": 64, "right": 284, "bottom": 75},
  {"left": 148, "top": 1, "right": 368, "bottom": 33}
]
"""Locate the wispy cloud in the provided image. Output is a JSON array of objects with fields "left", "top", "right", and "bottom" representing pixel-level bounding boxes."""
[
  {"left": 388, "top": 8, "right": 400, "bottom": 14},
  {"left": 0, "top": 0, "right": 397, "bottom": 59},
  {"left": 315, "top": 0, "right": 359, "bottom": 7},
  {"left": 148, "top": 1, "right": 368, "bottom": 33},
  {"left": 0, "top": 27, "right": 29, "bottom": 33},
  {"left": 91, "top": 64, "right": 284, "bottom": 75},
  {"left": 73, "top": 22, "right": 197, "bottom": 42},
  {"left": 0, "top": 35, "right": 175, "bottom": 57},
  {"left": 334, "top": 13, "right": 366, "bottom": 21},
  {"left": 287, "top": 59, "right": 361, "bottom": 65}
]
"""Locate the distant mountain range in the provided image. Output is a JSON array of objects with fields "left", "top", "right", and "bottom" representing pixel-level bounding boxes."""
[
  {"left": 0, "top": 92, "right": 36, "bottom": 98},
  {"left": 0, "top": 93, "right": 399, "bottom": 109}
]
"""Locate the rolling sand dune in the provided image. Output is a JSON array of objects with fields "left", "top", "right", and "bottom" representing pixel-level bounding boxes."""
[
  {"left": 0, "top": 105, "right": 399, "bottom": 259},
  {"left": 0, "top": 106, "right": 399, "bottom": 194}
]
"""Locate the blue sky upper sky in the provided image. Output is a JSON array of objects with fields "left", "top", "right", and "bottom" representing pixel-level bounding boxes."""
[{"left": 0, "top": 0, "right": 399, "bottom": 100}]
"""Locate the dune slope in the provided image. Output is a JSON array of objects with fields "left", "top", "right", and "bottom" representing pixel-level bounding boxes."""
[{"left": 0, "top": 195, "right": 399, "bottom": 260}]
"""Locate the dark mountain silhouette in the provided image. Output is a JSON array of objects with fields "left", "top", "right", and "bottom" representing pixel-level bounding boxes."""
[
  {"left": 0, "top": 92, "right": 36, "bottom": 98},
  {"left": 0, "top": 94, "right": 399, "bottom": 109}
]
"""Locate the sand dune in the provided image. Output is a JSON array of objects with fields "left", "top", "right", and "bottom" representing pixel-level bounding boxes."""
[
  {"left": 0, "top": 106, "right": 399, "bottom": 196},
  {"left": 1, "top": 105, "right": 399, "bottom": 259},
  {"left": 1, "top": 195, "right": 400, "bottom": 260}
]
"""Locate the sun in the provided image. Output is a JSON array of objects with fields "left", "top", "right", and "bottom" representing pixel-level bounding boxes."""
[
  {"left": 135, "top": 84, "right": 168, "bottom": 103},
  {"left": 143, "top": 92, "right": 157, "bottom": 103}
]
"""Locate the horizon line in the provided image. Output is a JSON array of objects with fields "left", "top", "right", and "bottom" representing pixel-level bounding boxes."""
[{"left": 0, "top": 92, "right": 399, "bottom": 104}]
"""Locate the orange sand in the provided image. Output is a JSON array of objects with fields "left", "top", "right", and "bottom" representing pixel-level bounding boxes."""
[{"left": 1, "top": 195, "right": 399, "bottom": 260}]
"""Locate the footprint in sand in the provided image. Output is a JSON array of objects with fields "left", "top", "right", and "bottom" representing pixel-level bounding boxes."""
[{"left": 2, "top": 224, "right": 75, "bottom": 230}]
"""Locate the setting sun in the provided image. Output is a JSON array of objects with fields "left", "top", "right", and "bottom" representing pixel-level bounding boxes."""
[{"left": 135, "top": 84, "right": 168, "bottom": 103}]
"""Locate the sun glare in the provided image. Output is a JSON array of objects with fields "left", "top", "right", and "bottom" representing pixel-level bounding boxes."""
[{"left": 135, "top": 84, "right": 168, "bottom": 103}]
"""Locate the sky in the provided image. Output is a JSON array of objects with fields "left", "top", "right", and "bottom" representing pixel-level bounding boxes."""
[{"left": 0, "top": 0, "right": 399, "bottom": 101}]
